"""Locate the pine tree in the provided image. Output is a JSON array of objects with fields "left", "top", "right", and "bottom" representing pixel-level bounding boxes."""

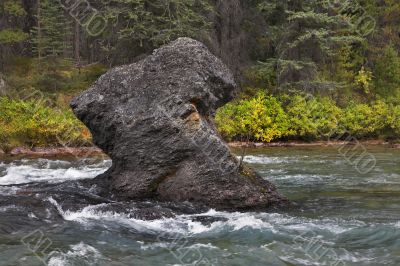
[
  {"left": 111, "top": 0, "right": 211, "bottom": 45},
  {"left": 373, "top": 45, "right": 400, "bottom": 97},
  {"left": 0, "top": 0, "right": 28, "bottom": 70},
  {"left": 31, "top": 0, "right": 72, "bottom": 59},
  {"left": 97, "top": 0, "right": 213, "bottom": 65},
  {"left": 258, "top": 0, "right": 363, "bottom": 92}
]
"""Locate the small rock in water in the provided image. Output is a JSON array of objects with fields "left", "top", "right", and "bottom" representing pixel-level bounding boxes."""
[
  {"left": 71, "top": 37, "right": 285, "bottom": 210},
  {"left": 191, "top": 216, "right": 229, "bottom": 226}
]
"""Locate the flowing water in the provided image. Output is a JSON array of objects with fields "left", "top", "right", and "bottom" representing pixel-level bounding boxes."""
[{"left": 0, "top": 146, "right": 399, "bottom": 266}]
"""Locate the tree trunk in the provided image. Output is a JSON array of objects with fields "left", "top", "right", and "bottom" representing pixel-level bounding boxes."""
[
  {"left": 210, "top": 0, "right": 244, "bottom": 77},
  {"left": 207, "top": 0, "right": 263, "bottom": 82},
  {"left": 37, "top": 0, "right": 42, "bottom": 61},
  {"left": 74, "top": 21, "right": 81, "bottom": 73}
]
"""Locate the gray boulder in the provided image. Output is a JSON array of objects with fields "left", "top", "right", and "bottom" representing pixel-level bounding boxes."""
[{"left": 71, "top": 38, "right": 284, "bottom": 210}]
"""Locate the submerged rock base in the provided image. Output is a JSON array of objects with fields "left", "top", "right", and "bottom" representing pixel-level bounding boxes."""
[{"left": 71, "top": 38, "right": 285, "bottom": 210}]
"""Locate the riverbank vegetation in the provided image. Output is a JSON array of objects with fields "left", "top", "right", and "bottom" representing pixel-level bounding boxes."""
[
  {"left": 1, "top": 0, "right": 400, "bottom": 149},
  {"left": 0, "top": 97, "right": 90, "bottom": 152},
  {"left": 0, "top": 57, "right": 105, "bottom": 150},
  {"left": 216, "top": 92, "right": 400, "bottom": 142}
]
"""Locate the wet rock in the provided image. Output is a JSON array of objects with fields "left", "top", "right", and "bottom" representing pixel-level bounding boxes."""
[
  {"left": 129, "top": 207, "right": 176, "bottom": 220},
  {"left": 71, "top": 37, "right": 285, "bottom": 210},
  {"left": 191, "top": 216, "right": 229, "bottom": 226}
]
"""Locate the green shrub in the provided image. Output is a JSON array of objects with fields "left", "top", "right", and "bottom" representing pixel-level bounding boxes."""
[
  {"left": 216, "top": 92, "right": 399, "bottom": 142},
  {"left": 340, "top": 101, "right": 391, "bottom": 138},
  {"left": 389, "top": 105, "right": 400, "bottom": 138},
  {"left": 0, "top": 97, "right": 91, "bottom": 150},
  {"left": 243, "top": 64, "right": 277, "bottom": 89},
  {"left": 216, "top": 92, "right": 289, "bottom": 142},
  {"left": 286, "top": 96, "right": 342, "bottom": 140}
]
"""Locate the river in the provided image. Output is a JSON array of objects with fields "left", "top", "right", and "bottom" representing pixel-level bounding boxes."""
[{"left": 0, "top": 146, "right": 399, "bottom": 265}]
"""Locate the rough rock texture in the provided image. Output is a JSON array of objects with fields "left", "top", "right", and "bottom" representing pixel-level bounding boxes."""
[{"left": 71, "top": 38, "right": 284, "bottom": 210}]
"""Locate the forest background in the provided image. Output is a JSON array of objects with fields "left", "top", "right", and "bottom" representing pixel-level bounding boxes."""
[{"left": 1, "top": 0, "right": 400, "bottom": 151}]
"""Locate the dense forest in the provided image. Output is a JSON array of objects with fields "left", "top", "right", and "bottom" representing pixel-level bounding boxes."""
[{"left": 1, "top": 0, "right": 400, "bottom": 150}]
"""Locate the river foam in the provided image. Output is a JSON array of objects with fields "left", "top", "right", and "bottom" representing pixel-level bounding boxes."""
[
  {"left": 1, "top": 147, "right": 399, "bottom": 265},
  {"left": 48, "top": 243, "right": 103, "bottom": 266},
  {"left": 48, "top": 197, "right": 362, "bottom": 239},
  {"left": 0, "top": 159, "right": 110, "bottom": 185}
]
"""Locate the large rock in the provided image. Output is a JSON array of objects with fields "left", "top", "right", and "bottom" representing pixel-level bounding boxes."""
[{"left": 71, "top": 38, "right": 284, "bottom": 210}]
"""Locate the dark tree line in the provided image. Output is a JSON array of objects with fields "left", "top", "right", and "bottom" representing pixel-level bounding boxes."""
[{"left": 1, "top": 0, "right": 400, "bottom": 100}]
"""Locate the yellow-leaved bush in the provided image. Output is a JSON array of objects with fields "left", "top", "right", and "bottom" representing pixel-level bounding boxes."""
[
  {"left": 0, "top": 97, "right": 91, "bottom": 150},
  {"left": 216, "top": 92, "right": 400, "bottom": 142},
  {"left": 285, "top": 95, "right": 342, "bottom": 140},
  {"left": 216, "top": 92, "right": 289, "bottom": 142},
  {"left": 339, "top": 101, "right": 391, "bottom": 138}
]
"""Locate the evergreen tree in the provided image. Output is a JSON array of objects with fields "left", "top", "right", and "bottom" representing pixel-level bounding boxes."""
[
  {"left": 0, "top": 0, "right": 28, "bottom": 70},
  {"left": 373, "top": 45, "right": 400, "bottom": 97},
  {"left": 97, "top": 0, "right": 213, "bottom": 65},
  {"left": 31, "top": 0, "right": 72, "bottom": 59},
  {"left": 354, "top": 0, "right": 400, "bottom": 99},
  {"left": 258, "top": 0, "right": 363, "bottom": 92}
]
